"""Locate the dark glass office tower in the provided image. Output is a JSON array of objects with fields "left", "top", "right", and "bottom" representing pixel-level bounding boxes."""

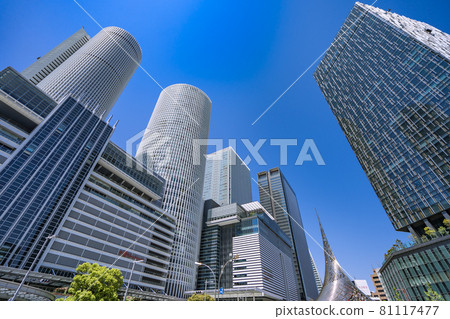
[
  {"left": 314, "top": 2, "right": 449, "bottom": 301},
  {"left": 257, "top": 168, "right": 318, "bottom": 300},
  {"left": 0, "top": 95, "right": 113, "bottom": 269},
  {"left": 314, "top": 2, "right": 449, "bottom": 234}
]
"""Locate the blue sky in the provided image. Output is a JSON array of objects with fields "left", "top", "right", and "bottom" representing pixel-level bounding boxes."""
[{"left": 1, "top": 0, "right": 449, "bottom": 292}]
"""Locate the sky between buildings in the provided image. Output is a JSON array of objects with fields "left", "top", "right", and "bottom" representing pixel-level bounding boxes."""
[{"left": 1, "top": 0, "right": 449, "bottom": 292}]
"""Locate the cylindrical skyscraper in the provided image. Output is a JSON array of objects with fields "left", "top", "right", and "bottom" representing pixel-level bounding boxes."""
[
  {"left": 37, "top": 26, "right": 141, "bottom": 118},
  {"left": 136, "top": 84, "right": 211, "bottom": 298}
]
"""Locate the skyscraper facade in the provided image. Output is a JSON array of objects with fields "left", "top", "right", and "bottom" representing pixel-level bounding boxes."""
[
  {"left": 314, "top": 2, "right": 450, "bottom": 301},
  {"left": 136, "top": 84, "right": 212, "bottom": 298},
  {"left": 0, "top": 95, "right": 114, "bottom": 269},
  {"left": 257, "top": 168, "right": 318, "bottom": 300},
  {"left": 195, "top": 201, "right": 298, "bottom": 300},
  {"left": 196, "top": 199, "right": 221, "bottom": 292},
  {"left": 203, "top": 146, "right": 252, "bottom": 206},
  {"left": 0, "top": 67, "right": 57, "bottom": 167},
  {"left": 37, "top": 27, "right": 142, "bottom": 119},
  {"left": 21, "top": 28, "right": 90, "bottom": 85},
  {"left": 37, "top": 142, "right": 176, "bottom": 293},
  {"left": 0, "top": 27, "right": 171, "bottom": 300},
  {"left": 232, "top": 211, "right": 299, "bottom": 300},
  {"left": 314, "top": 2, "right": 449, "bottom": 235},
  {"left": 309, "top": 250, "right": 322, "bottom": 294}
]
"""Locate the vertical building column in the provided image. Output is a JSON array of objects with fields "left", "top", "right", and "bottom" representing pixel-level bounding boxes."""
[
  {"left": 407, "top": 225, "right": 420, "bottom": 240},
  {"left": 424, "top": 218, "right": 437, "bottom": 232}
]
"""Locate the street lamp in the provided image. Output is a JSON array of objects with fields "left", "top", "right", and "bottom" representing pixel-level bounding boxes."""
[
  {"left": 204, "top": 279, "right": 209, "bottom": 301},
  {"left": 9, "top": 234, "right": 57, "bottom": 301},
  {"left": 195, "top": 261, "right": 217, "bottom": 300},
  {"left": 123, "top": 259, "right": 144, "bottom": 301},
  {"left": 217, "top": 254, "right": 239, "bottom": 301}
]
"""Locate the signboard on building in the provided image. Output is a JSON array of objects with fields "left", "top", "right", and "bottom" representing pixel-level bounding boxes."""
[{"left": 352, "top": 280, "right": 371, "bottom": 296}]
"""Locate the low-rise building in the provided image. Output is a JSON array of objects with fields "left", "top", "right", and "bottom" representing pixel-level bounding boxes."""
[
  {"left": 379, "top": 235, "right": 450, "bottom": 301},
  {"left": 370, "top": 268, "right": 388, "bottom": 301}
]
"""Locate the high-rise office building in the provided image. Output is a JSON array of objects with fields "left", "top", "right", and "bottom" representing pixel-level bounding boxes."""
[
  {"left": 37, "top": 27, "right": 142, "bottom": 119},
  {"left": 194, "top": 201, "right": 298, "bottom": 301},
  {"left": 309, "top": 251, "right": 322, "bottom": 294},
  {"left": 196, "top": 199, "right": 221, "bottom": 292},
  {"left": 257, "top": 168, "right": 318, "bottom": 300},
  {"left": 314, "top": 2, "right": 449, "bottom": 235},
  {"left": 0, "top": 94, "right": 114, "bottom": 269},
  {"left": 0, "top": 59, "right": 117, "bottom": 271},
  {"left": 21, "top": 28, "right": 90, "bottom": 85},
  {"left": 0, "top": 27, "right": 176, "bottom": 300},
  {"left": 196, "top": 201, "right": 271, "bottom": 292},
  {"left": 37, "top": 142, "right": 176, "bottom": 293},
  {"left": 314, "top": 2, "right": 449, "bottom": 300},
  {"left": 232, "top": 209, "right": 298, "bottom": 301},
  {"left": 136, "top": 84, "right": 212, "bottom": 298},
  {"left": 0, "top": 67, "right": 57, "bottom": 167},
  {"left": 203, "top": 146, "right": 252, "bottom": 206}
]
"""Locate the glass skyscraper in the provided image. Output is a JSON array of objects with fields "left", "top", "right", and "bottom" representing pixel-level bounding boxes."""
[
  {"left": 257, "top": 168, "right": 318, "bottom": 300},
  {"left": 314, "top": 2, "right": 449, "bottom": 235},
  {"left": 0, "top": 95, "right": 113, "bottom": 269},
  {"left": 203, "top": 147, "right": 252, "bottom": 206},
  {"left": 314, "top": 2, "right": 449, "bottom": 300}
]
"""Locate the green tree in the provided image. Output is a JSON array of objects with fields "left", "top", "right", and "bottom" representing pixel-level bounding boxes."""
[
  {"left": 187, "top": 293, "right": 215, "bottom": 301},
  {"left": 58, "top": 262, "right": 123, "bottom": 301},
  {"left": 392, "top": 287, "right": 403, "bottom": 301},
  {"left": 443, "top": 219, "right": 450, "bottom": 232},
  {"left": 424, "top": 227, "right": 436, "bottom": 239},
  {"left": 437, "top": 226, "right": 447, "bottom": 236},
  {"left": 420, "top": 235, "right": 428, "bottom": 243},
  {"left": 424, "top": 283, "right": 444, "bottom": 301}
]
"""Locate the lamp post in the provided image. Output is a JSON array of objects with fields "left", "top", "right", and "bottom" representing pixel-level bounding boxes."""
[
  {"left": 123, "top": 259, "right": 144, "bottom": 301},
  {"left": 195, "top": 261, "right": 217, "bottom": 300},
  {"left": 217, "top": 254, "right": 239, "bottom": 301},
  {"left": 9, "top": 234, "right": 57, "bottom": 301},
  {"left": 204, "top": 279, "right": 209, "bottom": 301}
]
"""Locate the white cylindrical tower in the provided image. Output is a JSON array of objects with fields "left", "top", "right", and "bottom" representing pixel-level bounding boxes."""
[
  {"left": 136, "top": 84, "right": 211, "bottom": 298},
  {"left": 37, "top": 26, "right": 141, "bottom": 118}
]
